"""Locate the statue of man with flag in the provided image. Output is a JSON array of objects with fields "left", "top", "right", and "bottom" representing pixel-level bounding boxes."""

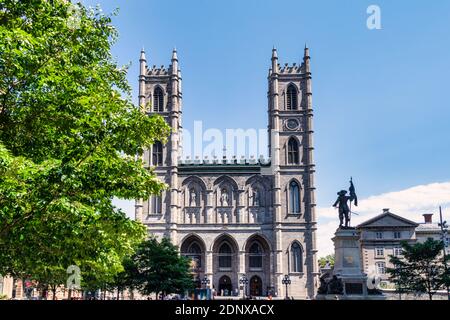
[{"left": 333, "top": 178, "right": 358, "bottom": 228}]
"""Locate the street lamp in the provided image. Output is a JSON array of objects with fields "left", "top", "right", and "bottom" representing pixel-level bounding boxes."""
[
  {"left": 438, "top": 206, "right": 449, "bottom": 300},
  {"left": 201, "top": 276, "right": 210, "bottom": 289},
  {"left": 282, "top": 274, "right": 291, "bottom": 300},
  {"left": 239, "top": 275, "right": 249, "bottom": 299}
]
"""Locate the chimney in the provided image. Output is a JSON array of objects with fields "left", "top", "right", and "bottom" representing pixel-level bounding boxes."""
[{"left": 423, "top": 213, "right": 433, "bottom": 224}]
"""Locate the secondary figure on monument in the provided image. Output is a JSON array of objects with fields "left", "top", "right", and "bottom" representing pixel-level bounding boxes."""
[{"left": 332, "top": 178, "right": 358, "bottom": 228}]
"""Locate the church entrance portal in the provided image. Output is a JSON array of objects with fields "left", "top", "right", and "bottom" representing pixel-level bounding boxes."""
[
  {"left": 249, "top": 276, "right": 262, "bottom": 296},
  {"left": 218, "top": 275, "right": 232, "bottom": 296}
]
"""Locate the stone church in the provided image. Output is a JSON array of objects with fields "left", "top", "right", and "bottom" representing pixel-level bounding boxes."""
[{"left": 135, "top": 47, "right": 318, "bottom": 299}]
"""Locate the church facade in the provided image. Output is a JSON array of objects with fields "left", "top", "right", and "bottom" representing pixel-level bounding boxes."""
[{"left": 135, "top": 47, "right": 319, "bottom": 299}]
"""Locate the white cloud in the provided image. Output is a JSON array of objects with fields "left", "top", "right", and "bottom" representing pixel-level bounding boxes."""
[{"left": 317, "top": 181, "right": 450, "bottom": 256}]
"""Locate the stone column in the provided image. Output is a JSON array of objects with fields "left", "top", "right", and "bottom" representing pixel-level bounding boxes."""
[
  {"left": 206, "top": 190, "right": 213, "bottom": 224},
  {"left": 206, "top": 250, "right": 213, "bottom": 289}
]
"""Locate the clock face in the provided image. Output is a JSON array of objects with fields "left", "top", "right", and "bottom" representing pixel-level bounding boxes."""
[{"left": 286, "top": 118, "right": 299, "bottom": 131}]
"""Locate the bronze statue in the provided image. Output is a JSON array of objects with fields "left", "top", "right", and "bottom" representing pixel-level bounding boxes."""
[
  {"left": 333, "top": 178, "right": 358, "bottom": 228},
  {"left": 327, "top": 275, "right": 344, "bottom": 295}
]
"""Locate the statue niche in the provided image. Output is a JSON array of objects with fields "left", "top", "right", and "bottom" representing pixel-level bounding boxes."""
[
  {"left": 182, "top": 177, "right": 206, "bottom": 224},
  {"left": 220, "top": 188, "right": 230, "bottom": 207},
  {"left": 251, "top": 188, "right": 261, "bottom": 207},
  {"left": 189, "top": 188, "right": 199, "bottom": 207}
]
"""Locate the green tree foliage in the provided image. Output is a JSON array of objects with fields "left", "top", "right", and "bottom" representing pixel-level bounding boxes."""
[
  {"left": 133, "top": 238, "right": 194, "bottom": 299},
  {"left": 0, "top": 0, "right": 170, "bottom": 291},
  {"left": 106, "top": 256, "right": 139, "bottom": 300},
  {"left": 387, "top": 239, "right": 446, "bottom": 300},
  {"left": 318, "top": 254, "right": 335, "bottom": 269}
]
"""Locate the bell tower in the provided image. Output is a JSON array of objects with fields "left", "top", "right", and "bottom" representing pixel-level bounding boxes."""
[
  {"left": 267, "top": 46, "right": 318, "bottom": 298},
  {"left": 135, "top": 48, "right": 182, "bottom": 241}
]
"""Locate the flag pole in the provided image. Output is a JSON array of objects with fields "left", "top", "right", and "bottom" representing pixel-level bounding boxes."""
[{"left": 349, "top": 177, "right": 352, "bottom": 227}]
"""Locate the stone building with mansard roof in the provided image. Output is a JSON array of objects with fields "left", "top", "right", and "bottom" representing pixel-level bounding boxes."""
[{"left": 134, "top": 47, "right": 318, "bottom": 299}]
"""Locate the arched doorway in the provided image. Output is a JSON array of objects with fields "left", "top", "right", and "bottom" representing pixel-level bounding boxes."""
[
  {"left": 249, "top": 276, "right": 262, "bottom": 296},
  {"left": 218, "top": 275, "right": 232, "bottom": 296}
]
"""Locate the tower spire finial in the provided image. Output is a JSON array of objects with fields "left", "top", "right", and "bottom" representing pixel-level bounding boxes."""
[
  {"left": 272, "top": 46, "right": 278, "bottom": 59},
  {"left": 172, "top": 47, "right": 178, "bottom": 61},
  {"left": 140, "top": 47, "right": 146, "bottom": 61},
  {"left": 271, "top": 47, "right": 278, "bottom": 73},
  {"left": 304, "top": 44, "right": 310, "bottom": 59}
]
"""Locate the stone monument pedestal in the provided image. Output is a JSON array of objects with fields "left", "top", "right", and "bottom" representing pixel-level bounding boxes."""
[{"left": 332, "top": 227, "right": 368, "bottom": 297}]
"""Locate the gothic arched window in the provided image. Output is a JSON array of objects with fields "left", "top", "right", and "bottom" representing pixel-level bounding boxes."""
[
  {"left": 152, "top": 142, "right": 163, "bottom": 166},
  {"left": 287, "top": 138, "right": 299, "bottom": 165},
  {"left": 289, "top": 181, "right": 301, "bottom": 214},
  {"left": 249, "top": 242, "right": 263, "bottom": 269},
  {"left": 286, "top": 84, "right": 298, "bottom": 110},
  {"left": 291, "top": 242, "right": 303, "bottom": 272},
  {"left": 218, "top": 243, "right": 232, "bottom": 269},
  {"left": 153, "top": 87, "right": 164, "bottom": 112}
]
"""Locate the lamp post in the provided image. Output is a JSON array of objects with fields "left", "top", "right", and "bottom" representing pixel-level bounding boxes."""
[
  {"left": 438, "top": 206, "right": 449, "bottom": 300},
  {"left": 282, "top": 275, "right": 291, "bottom": 300},
  {"left": 239, "top": 275, "right": 249, "bottom": 299},
  {"left": 201, "top": 276, "right": 210, "bottom": 289}
]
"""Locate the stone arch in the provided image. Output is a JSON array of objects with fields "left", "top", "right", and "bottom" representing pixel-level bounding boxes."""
[
  {"left": 180, "top": 234, "right": 207, "bottom": 274},
  {"left": 245, "top": 175, "right": 271, "bottom": 208},
  {"left": 182, "top": 176, "right": 207, "bottom": 208},
  {"left": 243, "top": 234, "right": 271, "bottom": 296},
  {"left": 180, "top": 233, "right": 207, "bottom": 252},
  {"left": 182, "top": 175, "right": 207, "bottom": 190},
  {"left": 242, "top": 233, "right": 272, "bottom": 252},
  {"left": 211, "top": 233, "right": 239, "bottom": 252},
  {"left": 212, "top": 233, "right": 239, "bottom": 295}
]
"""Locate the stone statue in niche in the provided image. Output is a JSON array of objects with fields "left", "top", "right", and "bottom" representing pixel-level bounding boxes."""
[
  {"left": 189, "top": 188, "right": 197, "bottom": 207},
  {"left": 252, "top": 189, "right": 260, "bottom": 207},
  {"left": 220, "top": 188, "right": 229, "bottom": 206}
]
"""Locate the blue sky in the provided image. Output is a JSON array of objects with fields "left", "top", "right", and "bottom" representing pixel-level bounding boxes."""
[{"left": 82, "top": 0, "right": 450, "bottom": 244}]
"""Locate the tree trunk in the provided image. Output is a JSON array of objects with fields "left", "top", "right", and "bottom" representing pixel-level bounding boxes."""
[
  {"left": 52, "top": 286, "right": 57, "bottom": 300},
  {"left": 116, "top": 288, "right": 120, "bottom": 300},
  {"left": 68, "top": 289, "right": 72, "bottom": 300}
]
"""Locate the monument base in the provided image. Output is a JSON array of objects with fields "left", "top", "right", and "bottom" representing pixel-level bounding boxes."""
[{"left": 332, "top": 227, "right": 369, "bottom": 298}]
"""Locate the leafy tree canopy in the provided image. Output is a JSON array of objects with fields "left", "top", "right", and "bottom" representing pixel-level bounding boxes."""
[
  {"left": 387, "top": 239, "right": 447, "bottom": 300},
  {"left": 133, "top": 237, "right": 194, "bottom": 299},
  {"left": 0, "top": 0, "right": 170, "bottom": 286},
  {"left": 318, "top": 254, "right": 335, "bottom": 269}
]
